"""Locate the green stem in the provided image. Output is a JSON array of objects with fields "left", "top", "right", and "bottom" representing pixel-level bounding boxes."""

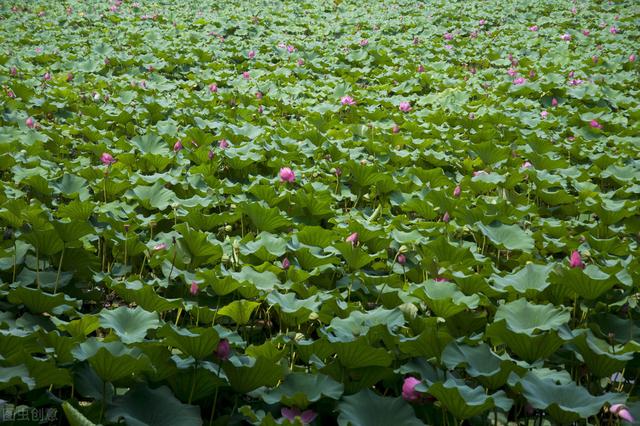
[
  {"left": 54, "top": 246, "right": 65, "bottom": 294},
  {"left": 35, "top": 247, "right": 40, "bottom": 289},
  {"left": 99, "top": 381, "right": 107, "bottom": 423},
  {"left": 188, "top": 360, "right": 198, "bottom": 405}
]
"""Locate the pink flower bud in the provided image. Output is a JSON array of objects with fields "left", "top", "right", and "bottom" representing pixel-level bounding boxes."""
[
  {"left": 218, "top": 139, "right": 229, "bottom": 149},
  {"left": 173, "top": 140, "right": 183, "bottom": 152},
  {"left": 100, "top": 152, "right": 116, "bottom": 165},
  {"left": 590, "top": 119, "right": 602, "bottom": 129},
  {"left": 398, "top": 101, "right": 411, "bottom": 112},
  {"left": 25, "top": 117, "right": 36, "bottom": 129},
  {"left": 190, "top": 281, "right": 199, "bottom": 295},
  {"left": 242, "top": 71, "right": 250, "bottom": 80},
  {"left": 417, "top": 64, "right": 425, "bottom": 73},
  {"left": 569, "top": 250, "right": 584, "bottom": 268},
  {"left": 209, "top": 83, "right": 218, "bottom": 93},
  {"left": 346, "top": 232, "right": 358, "bottom": 246},
  {"left": 443, "top": 212, "right": 450, "bottom": 223},
  {"left": 397, "top": 254, "right": 406, "bottom": 265},
  {"left": 282, "top": 258, "right": 290, "bottom": 270},
  {"left": 402, "top": 377, "right": 422, "bottom": 402},
  {"left": 629, "top": 54, "right": 636, "bottom": 63},
  {"left": 453, "top": 185, "right": 461, "bottom": 197},
  {"left": 248, "top": 50, "right": 256, "bottom": 59},
  {"left": 610, "top": 404, "right": 635, "bottom": 423},
  {"left": 279, "top": 167, "right": 295, "bottom": 183},
  {"left": 551, "top": 98, "right": 558, "bottom": 107},
  {"left": 153, "top": 243, "right": 167, "bottom": 251},
  {"left": 215, "top": 339, "right": 230, "bottom": 360}
]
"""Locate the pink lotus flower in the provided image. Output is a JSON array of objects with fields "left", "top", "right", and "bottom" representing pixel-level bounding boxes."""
[
  {"left": 507, "top": 68, "right": 518, "bottom": 77},
  {"left": 582, "top": 29, "right": 590, "bottom": 36},
  {"left": 6, "top": 89, "right": 15, "bottom": 98},
  {"left": 399, "top": 101, "right": 411, "bottom": 112},
  {"left": 443, "top": 212, "right": 450, "bottom": 223},
  {"left": 100, "top": 152, "right": 116, "bottom": 166},
  {"left": 397, "top": 254, "right": 406, "bottom": 265},
  {"left": 10, "top": 67, "right": 17, "bottom": 76},
  {"left": 335, "top": 168, "right": 342, "bottom": 177},
  {"left": 610, "top": 404, "right": 634, "bottom": 423},
  {"left": 340, "top": 95, "right": 356, "bottom": 106},
  {"left": 258, "top": 105, "right": 264, "bottom": 114},
  {"left": 282, "top": 258, "right": 290, "bottom": 270},
  {"left": 286, "top": 45, "right": 296, "bottom": 53},
  {"left": 346, "top": 232, "right": 358, "bottom": 246},
  {"left": 479, "top": 19, "right": 486, "bottom": 26},
  {"left": 242, "top": 71, "right": 250, "bottom": 80},
  {"left": 153, "top": 243, "right": 167, "bottom": 251},
  {"left": 360, "top": 39, "right": 369, "bottom": 46},
  {"left": 208, "top": 150, "right": 214, "bottom": 160},
  {"left": 590, "top": 119, "right": 602, "bottom": 129},
  {"left": 444, "top": 44, "right": 453, "bottom": 50},
  {"left": 569, "top": 250, "right": 584, "bottom": 268},
  {"left": 629, "top": 54, "right": 636, "bottom": 62},
  {"left": 470, "top": 31, "right": 478, "bottom": 38},
  {"left": 571, "top": 7, "right": 577, "bottom": 14},
  {"left": 281, "top": 408, "right": 317, "bottom": 425},
  {"left": 529, "top": 25, "right": 539, "bottom": 31},
  {"left": 392, "top": 125, "right": 400, "bottom": 134},
  {"left": 453, "top": 185, "right": 461, "bottom": 197},
  {"left": 66, "top": 73, "right": 74, "bottom": 82},
  {"left": 43, "top": 72, "right": 51, "bottom": 81},
  {"left": 279, "top": 167, "right": 295, "bottom": 183},
  {"left": 569, "top": 78, "right": 584, "bottom": 86},
  {"left": 435, "top": 277, "right": 449, "bottom": 282},
  {"left": 561, "top": 33, "right": 572, "bottom": 41},
  {"left": 139, "top": 80, "right": 147, "bottom": 89},
  {"left": 297, "top": 58, "right": 304, "bottom": 66},
  {"left": 25, "top": 117, "right": 36, "bottom": 129},
  {"left": 443, "top": 32, "right": 453, "bottom": 40},
  {"left": 529, "top": 70, "right": 536, "bottom": 78},
  {"left": 402, "top": 377, "right": 422, "bottom": 402},
  {"left": 609, "top": 26, "right": 618, "bottom": 34},
  {"left": 551, "top": 98, "right": 558, "bottom": 107},
  {"left": 522, "top": 161, "right": 533, "bottom": 169},
  {"left": 473, "top": 170, "right": 487, "bottom": 176},
  {"left": 215, "top": 339, "right": 230, "bottom": 360},
  {"left": 218, "top": 139, "right": 229, "bottom": 149},
  {"left": 35, "top": 47, "right": 43, "bottom": 54},
  {"left": 513, "top": 77, "right": 526, "bottom": 85},
  {"left": 540, "top": 111, "right": 548, "bottom": 119},
  {"left": 248, "top": 50, "right": 256, "bottom": 59},
  {"left": 173, "top": 140, "right": 183, "bottom": 152},
  {"left": 209, "top": 83, "right": 218, "bottom": 93},
  {"left": 417, "top": 64, "right": 425, "bottom": 73},
  {"left": 190, "top": 281, "right": 199, "bottom": 295}
]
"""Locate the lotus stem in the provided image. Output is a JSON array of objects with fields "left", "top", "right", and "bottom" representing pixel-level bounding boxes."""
[
  {"left": 188, "top": 360, "right": 198, "bottom": 405},
  {"left": 54, "top": 246, "right": 65, "bottom": 294}
]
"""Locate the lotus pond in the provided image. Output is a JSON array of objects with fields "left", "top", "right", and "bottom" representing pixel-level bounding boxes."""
[{"left": 1, "top": 0, "right": 639, "bottom": 424}]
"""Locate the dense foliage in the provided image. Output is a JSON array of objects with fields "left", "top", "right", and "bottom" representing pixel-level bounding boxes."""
[{"left": 1, "top": 0, "right": 639, "bottom": 424}]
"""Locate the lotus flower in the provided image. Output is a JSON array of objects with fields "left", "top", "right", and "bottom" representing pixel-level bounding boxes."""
[
  {"left": 443, "top": 32, "right": 453, "bottom": 40},
  {"left": 507, "top": 68, "right": 518, "bottom": 77},
  {"left": 522, "top": 161, "right": 533, "bottom": 169},
  {"left": 402, "top": 377, "right": 422, "bottom": 402},
  {"left": 392, "top": 125, "right": 400, "bottom": 134},
  {"left": 340, "top": 95, "right": 356, "bottom": 106},
  {"left": 189, "top": 281, "right": 199, "bottom": 296},
  {"left": 610, "top": 404, "right": 634, "bottom": 423},
  {"left": 100, "top": 152, "right": 116, "bottom": 165},
  {"left": 218, "top": 139, "right": 229, "bottom": 149},
  {"left": 256, "top": 91, "right": 263, "bottom": 99},
  {"left": 551, "top": 98, "right": 558, "bottom": 107},
  {"left": 209, "top": 83, "right": 218, "bottom": 93},
  {"left": 479, "top": 19, "right": 486, "bottom": 26},
  {"left": 153, "top": 243, "right": 167, "bottom": 251},
  {"left": 334, "top": 167, "right": 342, "bottom": 177},
  {"left": 297, "top": 58, "right": 304, "bottom": 66},
  {"left": 435, "top": 277, "right": 449, "bottom": 282},
  {"left": 281, "top": 408, "right": 317, "bottom": 425},
  {"left": 286, "top": 45, "right": 296, "bottom": 53},
  {"left": 258, "top": 105, "right": 264, "bottom": 113},
  {"left": 513, "top": 77, "right": 526, "bottom": 85},
  {"left": 67, "top": 73, "right": 74, "bottom": 82},
  {"left": 609, "top": 26, "right": 618, "bottom": 34},
  {"left": 208, "top": 150, "right": 214, "bottom": 160},
  {"left": 443, "top": 212, "right": 450, "bottom": 223},
  {"left": 215, "top": 339, "right": 230, "bottom": 361},
  {"left": 399, "top": 101, "right": 411, "bottom": 112},
  {"left": 540, "top": 110, "right": 548, "bottom": 119},
  {"left": 397, "top": 254, "right": 406, "bottom": 265},
  {"left": 569, "top": 250, "right": 584, "bottom": 268},
  {"left": 43, "top": 72, "right": 51, "bottom": 81},
  {"left": 629, "top": 54, "right": 636, "bottom": 62},
  {"left": 6, "top": 89, "right": 15, "bottom": 98},
  {"left": 592, "top": 55, "right": 599, "bottom": 64},
  {"left": 360, "top": 39, "right": 369, "bottom": 46},
  {"left": 9, "top": 67, "right": 17, "bottom": 76},
  {"left": 279, "top": 167, "right": 295, "bottom": 183},
  {"left": 529, "top": 25, "right": 539, "bottom": 31},
  {"left": 242, "top": 71, "right": 250, "bottom": 79},
  {"left": 417, "top": 64, "right": 425, "bottom": 73},
  {"left": 282, "top": 258, "right": 290, "bottom": 270},
  {"left": 25, "top": 117, "right": 36, "bottom": 129},
  {"left": 582, "top": 29, "right": 590, "bottom": 36},
  {"left": 346, "top": 232, "right": 358, "bottom": 246},
  {"left": 561, "top": 33, "right": 571, "bottom": 41},
  {"left": 571, "top": 6, "right": 577, "bottom": 14},
  {"left": 590, "top": 119, "right": 602, "bottom": 129},
  {"left": 453, "top": 185, "right": 461, "bottom": 197},
  {"left": 248, "top": 50, "right": 256, "bottom": 59},
  {"left": 173, "top": 140, "right": 183, "bottom": 152}
]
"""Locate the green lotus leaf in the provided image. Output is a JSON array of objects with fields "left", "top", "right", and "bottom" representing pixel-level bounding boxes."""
[
  {"left": 335, "top": 336, "right": 393, "bottom": 368},
  {"left": 8, "top": 286, "right": 80, "bottom": 314},
  {"left": 130, "top": 181, "right": 177, "bottom": 210},
  {"left": 109, "top": 280, "right": 183, "bottom": 313},
  {"left": 493, "top": 299, "right": 571, "bottom": 334},
  {"left": 224, "top": 355, "right": 285, "bottom": 393},
  {"left": 63, "top": 401, "right": 97, "bottom": 426},
  {"left": 333, "top": 242, "right": 376, "bottom": 271},
  {"left": 476, "top": 221, "right": 534, "bottom": 251},
  {"left": 422, "top": 379, "right": 513, "bottom": 419},
  {"left": 217, "top": 299, "right": 261, "bottom": 325},
  {"left": 99, "top": 306, "right": 160, "bottom": 344},
  {"left": 551, "top": 265, "right": 617, "bottom": 300},
  {"left": 513, "top": 372, "right": 625, "bottom": 424},
  {"left": 107, "top": 384, "right": 202, "bottom": 426},
  {"left": 571, "top": 329, "right": 638, "bottom": 377},
  {"left": 413, "top": 281, "right": 479, "bottom": 319},
  {"left": 242, "top": 202, "right": 292, "bottom": 233},
  {"left": 0, "top": 365, "right": 36, "bottom": 392},
  {"left": 21, "top": 229, "right": 64, "bottom": 256},
  {"left": 441, "top": 342, "right": 518, "bottom": 389},
  {"left": 255, "top": 372, "right": 344, "bottom": 408},
  {"left": 168, "top": 360, "right": 227, "bottom": 403},
  {"left": 229, "top": 266, "right": 281, "bottom": 291},
  {"left": 491, "top": 263, "right": 554, "bottom": 294},
  {"left": 337, "top": 389, "right": 424, "bottom": 426},
  {"left": 71, "top": 338, "right": 152, "bottom": 382},
  {"left": 158, "top": 324, "right": 220, "bottom": 360}
]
